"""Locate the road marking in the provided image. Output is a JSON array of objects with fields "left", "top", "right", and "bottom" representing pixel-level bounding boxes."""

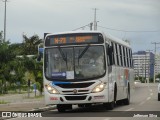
[
  {"left": 125, "top": 108, "right": 134, "bottom": 111},
  {"left": 103, "top": 118, "right": 111, "bottom": 120},
  {"left": 150, "top": 89, "right": 152, "bottom": 92},
  {"left": 139, "top": 101, "right": 145, "bottom": 105},
  {"left": 10, "top": 101, "right": 41, "bottom": 105},
  {"left": 147, "top": 97, "right": 151, "bottom": 100},
  {"left": 150, "top": 93, "right": 153, "bottom": 96}
]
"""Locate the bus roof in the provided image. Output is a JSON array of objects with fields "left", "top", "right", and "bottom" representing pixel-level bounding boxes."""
[
  {"left": 105, "top": 32, "right": 131, "bottom": 48},
  {"left": 45, "top": 30, "right": 131, "bottom": 48}
]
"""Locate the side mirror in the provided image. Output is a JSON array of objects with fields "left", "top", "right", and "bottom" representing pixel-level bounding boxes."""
[{"left": 37, "top": 53, "right": 42, "bottom": 62}]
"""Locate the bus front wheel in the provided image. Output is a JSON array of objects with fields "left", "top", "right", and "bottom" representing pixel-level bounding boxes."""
[
  {"left": 104, "top": 101, "right": 114, "bottom": 110},
  {"left": 104, "top": 84, "right": 117, "bottom": 110}
]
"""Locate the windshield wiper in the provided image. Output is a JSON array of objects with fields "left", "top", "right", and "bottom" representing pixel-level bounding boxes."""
[
  {"left": 77, "top": 45, "right": 90, "bottom": 65},
  {"left": 58, "top": 47, "right": 68, "bottom": 67},
  {"left": 78, "top": 45, "right": 90, "bottom": 59}
]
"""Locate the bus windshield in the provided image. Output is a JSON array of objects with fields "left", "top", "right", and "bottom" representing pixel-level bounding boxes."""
[{"left": 45, "top": 45, "right": 106, "bottom": 81}]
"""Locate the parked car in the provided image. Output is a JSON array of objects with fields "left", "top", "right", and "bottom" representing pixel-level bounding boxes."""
[{"left": 158, "top": 83, "right": 160, "bottom": 101}]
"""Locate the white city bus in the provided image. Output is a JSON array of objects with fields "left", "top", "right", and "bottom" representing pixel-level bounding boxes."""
[{"left": 43, "top": 31, "right": 134, "bottom": 112}]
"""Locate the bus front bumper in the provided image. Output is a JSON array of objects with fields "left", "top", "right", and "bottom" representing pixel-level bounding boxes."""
[{"left": 44, "top": 91, "right": 109, "bottom": 106}]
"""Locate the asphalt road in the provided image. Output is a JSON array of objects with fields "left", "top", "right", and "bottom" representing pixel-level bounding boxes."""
[{"left": 8, "top": 83, "right": 160, "bottom": 120}]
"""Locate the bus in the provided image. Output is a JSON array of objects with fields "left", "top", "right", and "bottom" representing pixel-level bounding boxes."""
[{"left": 43, "top": 31, "right": 134, "bottom": 112}]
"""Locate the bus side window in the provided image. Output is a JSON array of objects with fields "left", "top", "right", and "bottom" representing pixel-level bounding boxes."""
[
  {"left": 111, "top": 42, "right": 115, "bottom": 65},
  {"left": 107, "top": 43, "right": 113, "bottom": 66},
  {"left": 119, "top": 45, "right": 123, "bottom": 66},
  {"left": 123, "top": 47, "right": 126, "bottom": 67},
  {"left": 126, "top": 47, "right": 130, "bottom": 67},
  {"left": 115, "top": 43, "right": 119, "bottom": 66},
  {"left": 129, "top": 49, "right": 133, "bottom": 68}
]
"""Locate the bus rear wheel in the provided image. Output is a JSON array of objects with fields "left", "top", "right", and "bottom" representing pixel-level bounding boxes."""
[
  {"left": 123, "top": 85, "right": 130, "bottom": 105},
  {"left": 57, "top": 104, "right": 72, "bottom": 112}
]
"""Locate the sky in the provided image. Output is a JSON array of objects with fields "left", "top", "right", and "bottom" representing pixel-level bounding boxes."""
[{"left": 0, "top": 0, "right": 160, "bottom": 52}]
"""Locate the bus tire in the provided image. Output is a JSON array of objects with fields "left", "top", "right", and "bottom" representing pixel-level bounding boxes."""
[
  {"left": 123, "top": 84, "right": 130, "bottom": 105},
  {"left": 57, "top": 104, "right": 72, "bottom": 112},
  {"left": 158, "top": 93, "right": 160, "bottom": 101},
  {"left": 104, "top": 84, "right": 117, "bottom": 110},
  {"left": 106, "top": 101, "right": 114, "bottom": 110},
  {"left": 116, "top": 100, "right": 123, "bottom": 105}
]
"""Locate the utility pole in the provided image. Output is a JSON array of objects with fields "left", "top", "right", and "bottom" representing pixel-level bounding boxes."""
[
  {"left": 151, "top": 42, "right": 160, "bottom": 83},
  {"left": 3, "top": 0, "right": 8, "bottom": 42},
  {"left": 90, "top": 22, "right": 93, "bottom": 31},
  {"left": 93, "top": 8, "right": 98, "bottom": 31}
]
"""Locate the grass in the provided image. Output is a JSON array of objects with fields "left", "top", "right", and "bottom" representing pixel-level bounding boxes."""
[
  {"left": 0, "top": 100, "right": 9, "bottom": 104},
  {"left": 23, "top": 95, "right": 44, "bottom": 99}
]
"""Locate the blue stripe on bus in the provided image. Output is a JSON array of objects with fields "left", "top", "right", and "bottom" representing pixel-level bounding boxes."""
[{"left": 52, "top": 81, "right": 71, "bottom": 85}]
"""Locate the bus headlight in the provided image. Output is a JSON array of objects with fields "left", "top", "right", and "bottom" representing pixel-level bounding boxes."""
[
  {"left": 92, "top": 82, "right": 106, "bottom": 93},
  {"left": 45, "top": 84, "right": 60, "bottom": 94}
]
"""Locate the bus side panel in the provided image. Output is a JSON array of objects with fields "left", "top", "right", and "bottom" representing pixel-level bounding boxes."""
[
  {"left": 108, "top": 66, "right": 114, "bottom": 103},
  {"left": 117, "top": 66, "right": 125, "bottom": 100}
]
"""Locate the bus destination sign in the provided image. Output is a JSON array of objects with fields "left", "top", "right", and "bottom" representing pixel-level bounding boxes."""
[{"left": 45, "top": 33, "right": 103, "bottom": 46}]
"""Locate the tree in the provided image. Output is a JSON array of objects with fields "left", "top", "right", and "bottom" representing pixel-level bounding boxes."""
[
  {"left": 0, "top": 31, "right": 3, "bottom": 43},
  {"left": 0, "top": 42, "right": 16, "bottom": 93},
  {"left": 23, "top": 56, "right": 43, "bottom": 95},
  {"left": 0, "top": 34, "right": 43, "bottom": 95},
  {"left": 21, "top": 34, "right": 43, "bottom": 95},
  {"left": 22, "top": 34, "right": 42, "bottom": 55}
]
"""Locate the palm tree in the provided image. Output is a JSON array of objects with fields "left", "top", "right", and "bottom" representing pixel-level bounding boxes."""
[
  {"left": 22, "top": 34, "right": 42, "bottom": 55},
  {"left": 21, "top": 34, "right": 43, "bottom": 95}
]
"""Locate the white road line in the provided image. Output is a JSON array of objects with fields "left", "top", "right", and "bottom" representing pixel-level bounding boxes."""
[
  {"left": 125, "top": 108, "right": 134, "bottom": 111},
  {"left": 103, "top": 118, "right": 111, "bottom": 120},
  {"left": 139, "top": 101, "right": 145, "bottom": 105},
  {"left": 9, "top": 101, "right": 41, "bottom": 105},
  {"left": 147, "top": 97, "right": 151, "bottom": 100}
]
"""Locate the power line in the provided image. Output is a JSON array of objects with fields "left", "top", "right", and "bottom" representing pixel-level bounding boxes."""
[
  {"left": 72, "top": 23, "right": 91, "bottom": 31},
  {"left": 98, "top": 25, "right": 160, "bottom": 33}
]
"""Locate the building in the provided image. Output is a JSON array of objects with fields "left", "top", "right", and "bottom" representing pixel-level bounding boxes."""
[
  {"left": 155, "top": 53, "right": 160, "bottom": 76},
  {"left": 133, "top": 51, "right": 154, "bottom": 79}
]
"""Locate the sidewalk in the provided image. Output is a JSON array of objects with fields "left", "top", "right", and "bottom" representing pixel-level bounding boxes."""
[{"left": 0, "top": 92, "right": 49, "bottom": 111}]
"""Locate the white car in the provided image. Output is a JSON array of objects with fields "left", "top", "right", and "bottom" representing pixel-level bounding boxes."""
[{"left": 158, "top": 83, "right": 160, "bottom": 101}]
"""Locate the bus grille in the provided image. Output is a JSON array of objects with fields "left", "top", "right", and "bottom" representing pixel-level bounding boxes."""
[
  {"left": 65, "top": 96, "right": 87, "bottom": 100},
  {"left": 56, "top": 82, "right": 94, "bottom": 88}
]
